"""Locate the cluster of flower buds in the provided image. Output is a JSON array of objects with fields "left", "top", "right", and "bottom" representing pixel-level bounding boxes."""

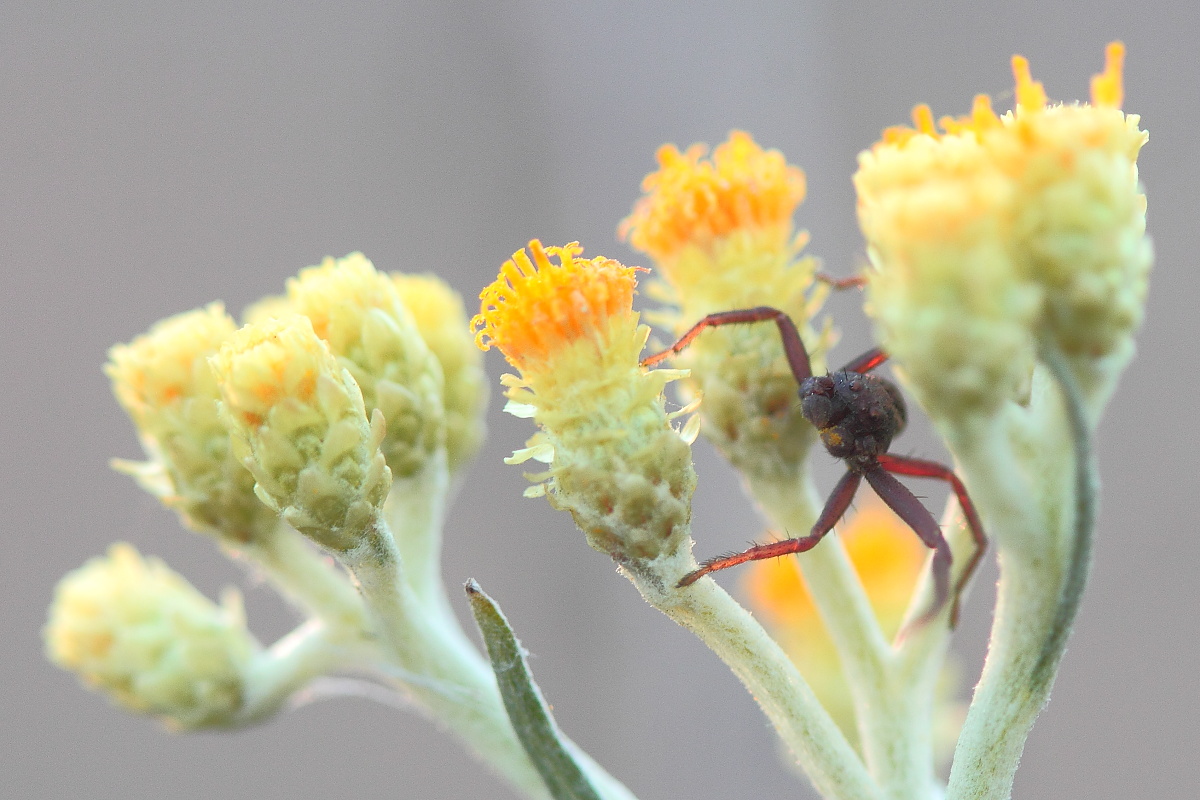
[{"left": 48, "top": 253, "right": 488, "bottom": 727}]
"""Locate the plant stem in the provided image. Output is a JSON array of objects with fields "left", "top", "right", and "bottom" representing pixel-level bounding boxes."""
[
  {"left": 623, "top": 548, "right": 882, "bottom": 800},
  {"left": 346, "top": 515, "right": 638, "bottom": 800},
  {"left": 945, "top": 353, "right": 1097, "bottom": 799},
  {"left": 237, "top": 620, "right": 365, "bottom": 725},
  {"left": 233, "top": 525, "right": 367, "bottom": 631}
]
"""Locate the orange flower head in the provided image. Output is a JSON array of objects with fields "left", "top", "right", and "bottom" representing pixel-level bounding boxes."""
[
  {"left": 474, "top": 240, "right": 641, "bottom": 377},
  {"left": 621, "top": 131, "right": 806, "bottom": 266}
]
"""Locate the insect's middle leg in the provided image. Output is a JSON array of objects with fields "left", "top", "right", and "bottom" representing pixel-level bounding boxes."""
[{"left": 677, "top": 470, "right": 862, "bottom": 587}]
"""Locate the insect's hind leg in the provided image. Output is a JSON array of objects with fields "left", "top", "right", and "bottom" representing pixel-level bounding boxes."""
[{"left": 840, "top": 347, "right": 888, "bottom": 375}]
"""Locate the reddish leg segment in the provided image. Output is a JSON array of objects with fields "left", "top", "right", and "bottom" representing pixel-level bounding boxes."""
[
  {"left": 815, "top": 272, "right": 867, "bottom": 291},
  {"left": 877, "top": 453, "right": 988, "bottom": 625},
  {"left": 863, "top": 466, "right": 953, "bottom": 625},
  {"left": 677, "top": 470, "right": 862, "bottom": 587},
  {"left": 840, "top": 347, "right": 888, "bottom": 375},
  {"left": 641, "top": 306, "right": 814, "bottom": 385}
]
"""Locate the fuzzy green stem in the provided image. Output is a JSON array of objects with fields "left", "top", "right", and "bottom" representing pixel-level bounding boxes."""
[
  {"left": 623, "top": 548, "right": 881, "bottom": 800},
  {"left": 945, "top": 353, "right": 1097, "bottom": 799},
  {"left": 344, "top": 515, "right": 637, "bottom": 800},
  {"left": 232, "top": 526, "right": 367, "bottom": 632},
  {"left": 237, "top": 620, "right": 366, "bottom": 725}
]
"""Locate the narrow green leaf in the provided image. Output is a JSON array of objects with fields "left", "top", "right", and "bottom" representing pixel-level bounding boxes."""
[{"left": 465, "top": 579, "right": 603, "bottom": 800}]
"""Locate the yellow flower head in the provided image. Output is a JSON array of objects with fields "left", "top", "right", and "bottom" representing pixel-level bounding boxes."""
[
  {"left": 211, "top": 315, "right": 391, "bottom": 551},
  {"left": 106, "top": 304, "right": 278, "bottom": 543},
  {"left": 857, "top": 43, "right": 1149, "bottom": 418},
  {"left": 622, "top": 133, "right": 831, "bottom": 483},
  {"left": 474, "top": 241, "right": 696, "bottom": 562},
  {"left": 45, "top": 543, "right": 260, "bottom": 730},
  {"left": 746, "top": 501, "right": 926, "bottom": 638},
  {"left": 286, "top": 253, "right": 445, "bottom": 479},
  {"left": 393, "top": 272, "right": 488, "bottom": 473}
]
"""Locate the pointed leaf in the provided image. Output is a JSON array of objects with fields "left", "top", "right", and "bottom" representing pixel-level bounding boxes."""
[{"left": 465, "top": 580, "right": 603, "bottom": 800}]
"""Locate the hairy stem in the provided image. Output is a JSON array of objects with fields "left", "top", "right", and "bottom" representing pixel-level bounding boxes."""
[
  {"left": 945, "top": 354, "right": 1097, "bottom": 800},
  {"left": 624, "top": 548, "right": 882, "bottom": 800}
]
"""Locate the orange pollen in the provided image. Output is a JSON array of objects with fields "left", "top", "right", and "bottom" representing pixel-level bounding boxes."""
[
  {"left": 912, "top": 104, "right": 937, "bottom": 136},
  {"left": 876, "top": 44, "right": 1127, "bottom": 147},
  {"left": 1090, "top": 41, "right": 1125, "bottom": 108},
  {"left": 620, "top": 130, "right": 805, "bottom": 261},
  {"left": 473, "top": 240, "right": 640, "bottom": 372},
  {"left": 1012, "top": 55, "right": 1048, "bottom": 112}
]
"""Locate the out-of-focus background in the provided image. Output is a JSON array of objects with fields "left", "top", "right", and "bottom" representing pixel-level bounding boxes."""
[{"left": 5, "top": 2, "right": 1196, "bottom": 798}]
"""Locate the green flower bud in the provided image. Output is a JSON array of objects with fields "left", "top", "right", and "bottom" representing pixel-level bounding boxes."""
[
  {"left": 211, "top": 315, "right": 391, "bottom": 552},
  {"left": 44, "top": 544, "right": 260, "bottom": 730},
  {"left": 106, "top": 304, "right": 278, "bottom": 543}
]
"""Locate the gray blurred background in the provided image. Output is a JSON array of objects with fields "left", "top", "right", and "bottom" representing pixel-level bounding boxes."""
[{"left": 4, "top": 2, "right": 1196, "bottom": 798}]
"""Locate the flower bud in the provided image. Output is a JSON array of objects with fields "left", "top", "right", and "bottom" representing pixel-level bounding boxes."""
[
  {"left": 44, "top": 544, "right": 260, "bottom": 730},
  {"left": 211, "top": 315, "right": 391, "bottom": 552},
  {"left": 287, "top": 253, "right": 445, "bottom": 479},
  {"left": 106, "top": 304, "right": 278, "bottom": 543}
]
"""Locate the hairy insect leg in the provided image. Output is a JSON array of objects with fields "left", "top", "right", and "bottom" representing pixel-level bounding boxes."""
[
  {"left": 877, "top": 453, "right": 987, "bottom": 625},
  {"left": 863, "top": 467, "right": 953, "bottom": 629},
  {"left": 840, "top": 347, "right": 888, "bottom": 375},
  {"left": 641, "top": 306, "right": 814, "bottom": 385},
  {"left": 815, "top": 272, "right": 867, "bottom": 290},
  {"left": 677, "top": 470, "right": 862, "bottom": 587}
]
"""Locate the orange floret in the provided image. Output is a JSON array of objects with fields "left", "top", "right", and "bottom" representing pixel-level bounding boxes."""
[
  {"left": 473, "top": 240, "right": 640, "bottom": 374},
  {"left": 621, "top": 131, "right": 805, "bottom": 263},
  {"left": 880, "top": 41, "right": 1127, "bottom": 147}
]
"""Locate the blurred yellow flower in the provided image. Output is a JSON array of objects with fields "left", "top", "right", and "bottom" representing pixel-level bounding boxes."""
[
  {"left": 45, "top": 543, "right": 259, "bottom": 730},
  {"left": 744, "top": 499, "right": 962, "bottom": 756}
]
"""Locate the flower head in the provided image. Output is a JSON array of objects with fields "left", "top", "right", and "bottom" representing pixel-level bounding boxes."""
[
  {"left": 44, "top": 543, "right": 260, "bottom": 730},
  {"left": 286, "top": 253, "right": 445, "bottom": 479},
  {"left": 211, "top": 315, "right": 391, "bottom": 552},
  {"left": 857, "top": 43, "right": 1149, "bottom": 418},
  {"left": 621, "top": 131, "right": 815, "bottom": 314},
  {"left": 622, "top": 132, "right": 831, "bottom": 482},
  {"left": 106, "top": 304, "right": 278, "bottom": 543},
  {"left": 474, "top": 241, "right": 696, "bottom": 561}
]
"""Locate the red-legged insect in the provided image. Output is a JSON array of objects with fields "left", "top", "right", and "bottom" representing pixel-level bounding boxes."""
[{"left": 642, "top": 306, "right": 986, "bottom": 626}]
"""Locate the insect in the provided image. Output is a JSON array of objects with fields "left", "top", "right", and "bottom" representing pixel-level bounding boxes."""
[{"left": 642, "top": 306, "right": 986, "bottom": 625}]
